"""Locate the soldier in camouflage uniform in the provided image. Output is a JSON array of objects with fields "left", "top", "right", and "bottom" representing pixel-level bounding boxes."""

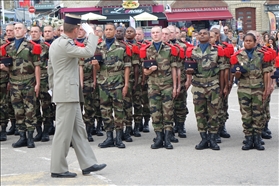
[
  {"left": 75, "top": 26, "right": 94, "bottom": 142},
  {"left": 125, "top": 27, "right": 143, "bottom": 138},
  {"left": 186, "top": 29, "right": 225, "bottom": 151},
  {"left": 115, "top": 26, "right": 134, "bottom": 142},
  {"left": 168, "top": 25, "right": 191, "bottom": 138},
  {"left": 97, "top": 23, "right": 131, "bottom": 149},
  {"left": 31, "top": 25, "right": 53, "bottom": 142},
  {"left": 0, "top": 24, "right": 16, "bottom": 141},
  {"left": 92, "top": 26, "right": 104, "bottom": 137},
  {"left": 231, "top": 33, "right": 272, "bottom": 151},
  {"left": 143, "top": 26, "right": 178, "bottom": 149},
  {"left": 0, "top": 23, "right": 41, "bottom": 148},
  {"left": 211, "top": 28, "right": 231, "bottom": 143},
  {"left": 135, "top": 27, "right": 150, "bottom": 132}
]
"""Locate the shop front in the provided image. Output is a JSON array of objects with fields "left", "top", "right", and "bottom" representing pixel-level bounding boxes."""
[
  {"left": 165, "top": 0, "right": 232, "bottom": 31},
  {"left": 265, "top": 2, "right": 279, "bottom": 30}
]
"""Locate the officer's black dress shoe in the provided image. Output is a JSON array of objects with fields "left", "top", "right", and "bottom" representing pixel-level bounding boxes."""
[
  {"left": 82, "top": 164, "right": 107, "bottom": 175},
  {"left": 51, "top": 171, "right": 77, "bottom": 178}
]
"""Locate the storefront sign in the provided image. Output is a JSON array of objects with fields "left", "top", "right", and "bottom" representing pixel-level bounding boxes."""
[
  {"left": 102, "top": 6, "right": 153, "bottom": 15},
  {"left": 172, "top": 7, "right": 228, "bottom": 13},
  {"left": 266, "top": 5, "right": 279, "bottom": 11}
]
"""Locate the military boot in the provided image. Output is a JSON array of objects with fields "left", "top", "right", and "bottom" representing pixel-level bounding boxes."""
[
  {"left": 216, "top": 129, "right": 222, "bottom": 143},
  {"left": 253, "top": 134, "right": 265, "bottom": 151},
  {"left": 164, "top": 130, "right": 173, "bottom": 149},
  {"left": 133, "top": 123, "right": 141, "bottom": 137},
  {"left": 170, "top": 130, "right": 179, "bottom": 143},
  {"left": 12, "top": 131, "right": 27, "bottom": 148},
  {"left": 41, "top": 125, "right": 50, "bottom": 142},
  {"left": 123, "top": 126, "right": 133, "bottom": 142},
  {"left": 14, "top": 127, "right": 19, "bottom": 135},
  {"left": 177, "top": 122, "right": 186, "bottom": 138},
  {"left": 243, "top": 136, "right": 265, "bottom": 145},
  {"left": 48, "top": 120, "right": 55, "bottom": 135},
  {"left": 219, "top": 125, "right": 231, "bottom": 138},
  {"left": 86, "top": 124, "right": 94, "bottom": 142},
  {"left": 7, "top": 119, "right": 16, "bottom": 135},
  {"left": 0, "top": 124, "right": 7, "bottom": 141},
  {"left": 98, "top": 131, "right": 115, "bottom": 148},
  {"left": 139, "top": 120, "right": 144, "bottom": 132},
  {"left": 142, "top": 117, "right": 150, "bottom": 132},
  {"left": 195, "top": 132, "right": 209, "bottom": 150},
  {"left": 27, "top": 131, "right": 35, "bottom": 148},
  {"left": 208, "top": 133, "right": 220, "bottom": 150},
  {"left": 264, "top": 122, "right": 271, "bottom": 135},
  {"left": 151, "top": 131, "right": 164, "bottom": 149},
  {"left": 115, "top": 129, "right": 125, "bottom": 148},
  {"left": 261, "top": 129, "right": 272, "bottom": 139},
  {"left": 34, "top": 125, "right": 42, "bottom": 142},
  {"left": 242, "top": 136, "right": 253, "bottom": 150},
  {"left": 96, "top": 117, "right": 103, "bottom": 136}
]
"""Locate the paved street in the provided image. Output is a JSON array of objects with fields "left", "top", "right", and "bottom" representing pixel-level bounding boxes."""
[{"left": 1, "top": 86, "right": 278, "bottom": 186}]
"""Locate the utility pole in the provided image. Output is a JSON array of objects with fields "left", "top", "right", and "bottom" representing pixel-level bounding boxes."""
[{"left": 1, "top": 0, "right": 5, "bottom": 24}]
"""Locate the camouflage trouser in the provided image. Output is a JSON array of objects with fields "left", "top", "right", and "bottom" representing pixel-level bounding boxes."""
[
  {"left": 10, "top": 81, "right": 37, "bottom": 132},
  {"left": 141, "top": 83, "right": 150, "bottom": 119},
  {"left": 237, "top": 87, "right": 265, "bottom": 136},
  {"left": 93, "top": 85, "right": 102, "bottom": 119},
  {"left": 123, "top": 83, "right": 133, "bottom": 127},
  {"left": 191, "top": 84, "right": 221, "bottom": 133},
  {"left": 218, "top": 96, "right": 229, "bottom": 127},
  {"left": 83, "top": 91, "right": 94, "bottom": 126},
  {"left": 148, "top": 83, "right": 174, "bottom": 132},
  {"left": 99, "top": 85, "right": 124, "bottom": 131},
  {"left": 0, "top": 80, "right": 9, "bottom": 125},
  {"left": 174, "top": 85, "right": 189, "bottom": 123},
  {"left": 35, "top": 78, "right": 53, "bottom": 125},
  {"left": 263, "top": 94, "right": 271, "bottom": 125},
  {"left": 7, "top": 89, "right": 16, "bottom": 120},
  {"left": 132, "top": 83, "right": 142, "bottom": 124}
]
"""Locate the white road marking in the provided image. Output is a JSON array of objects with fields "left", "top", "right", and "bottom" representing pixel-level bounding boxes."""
[
  {"left": 39, "top": 157, "right": 51, "bottom": 161},
  {"left": 13, "top": 149, "right": 27, "bottom": 153},
  {"left": 1, "top": 173, "right": 20, "bottom": 177}
]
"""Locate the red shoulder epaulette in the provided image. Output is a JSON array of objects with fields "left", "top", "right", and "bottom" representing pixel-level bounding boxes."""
[
  {"left": 164, "top": 42, "right": 178, "bottom": 56},
  {"left": 213, "top": 45, "right": 224, "bottom": 57},
  {"left": 120, "top": 41, "right": 132, "bottom": 57},
  {"left": 139, "top": 43, "right": 151, "bottom": 59},
  {"left": 74, "top": 40, "right": 85, "bottom": 47},
  {"left": 98, "top": 38, "right": 103, "bottom": 44},
  {"left": 44, "top": 41, "right": 51, "bottom": 47},
  {"left": 174, "top": 44, "right": 185, "bottom": 59},
  {"left": 222, "top": 42, "right": 234, "bottom": 58},
  {"left": 30, "top": 40, "right": 42, "bottom": 55},
  {"left": 132, "top": 44, "right": 140, "bottom": 54},
  {"left": 1, "top": 40, "right": 11, "bottom": 56},
  {"left": 230, "top": 50, "right": 243, "bottom": 65},
  {"left": 275, "top": 53, "right": 279, "bottom": 68}
]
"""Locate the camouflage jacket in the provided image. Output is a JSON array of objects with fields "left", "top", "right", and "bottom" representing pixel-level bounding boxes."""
[
  {"left": 0, "top": 39, "right": 13, "bottom": 83},
  {"left": 6, "top": 38, "right": 41, "bottom": 85},
  {"left": 39, "top": 40, "right": 50, "bottom": 79},
  {"left": 236, "top": 49, "right": 273, "bottom": 88},
  {"left": 97, "top": 39, "right": 131, "bottom": 89},
  {"left": 144, "top": 41, "right": 178, "bottom": 85},
  {"left": 191, "top": 44, "right": 225, "bottom": 87},
  {"left": 170, "top": 40, "right": 187, "bottom": 83}
]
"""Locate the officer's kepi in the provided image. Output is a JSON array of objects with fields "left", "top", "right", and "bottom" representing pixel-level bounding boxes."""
[{"left": 64, "top": 14, "right": 81, "bottom": 25}]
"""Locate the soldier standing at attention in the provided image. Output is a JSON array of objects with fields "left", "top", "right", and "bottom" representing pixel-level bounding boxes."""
[
  {"left": 0, "top": 23, "right": 41, "bottom": 148},
  {"left": 114, "top": 26, "right": 134, "bottom": 142},
  {"left": 231, "top": 33, "right": 272, "bottom": 151},
  {"left": 97, "top": 23, "right": 131, "bottom": 149},
  {"left": 125, "top": 27, "right": 143, "bottom": 138},
  {"left": 168, "top": 25, "right": 191, "bottom": 138},
  {"left": 0, "top": 24, "right": 17, "bottom": 141},
  {"left": 143, "top": 26, "right": 178, "bottom": 149},
  {"left": 135, "top": 27, "right": 150, "bottom": 132},
  {"left": 92, "top": 26, "right": 104, "bottom": 137},
  {"left": 31, "top": 25, "right": 53, "bottom": 142},
  {"left": 48, "top": 14, "right": 106, "bottom": 178},
  {"left": 186, "top": 29, "right": 225, "bottom": 151}
]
